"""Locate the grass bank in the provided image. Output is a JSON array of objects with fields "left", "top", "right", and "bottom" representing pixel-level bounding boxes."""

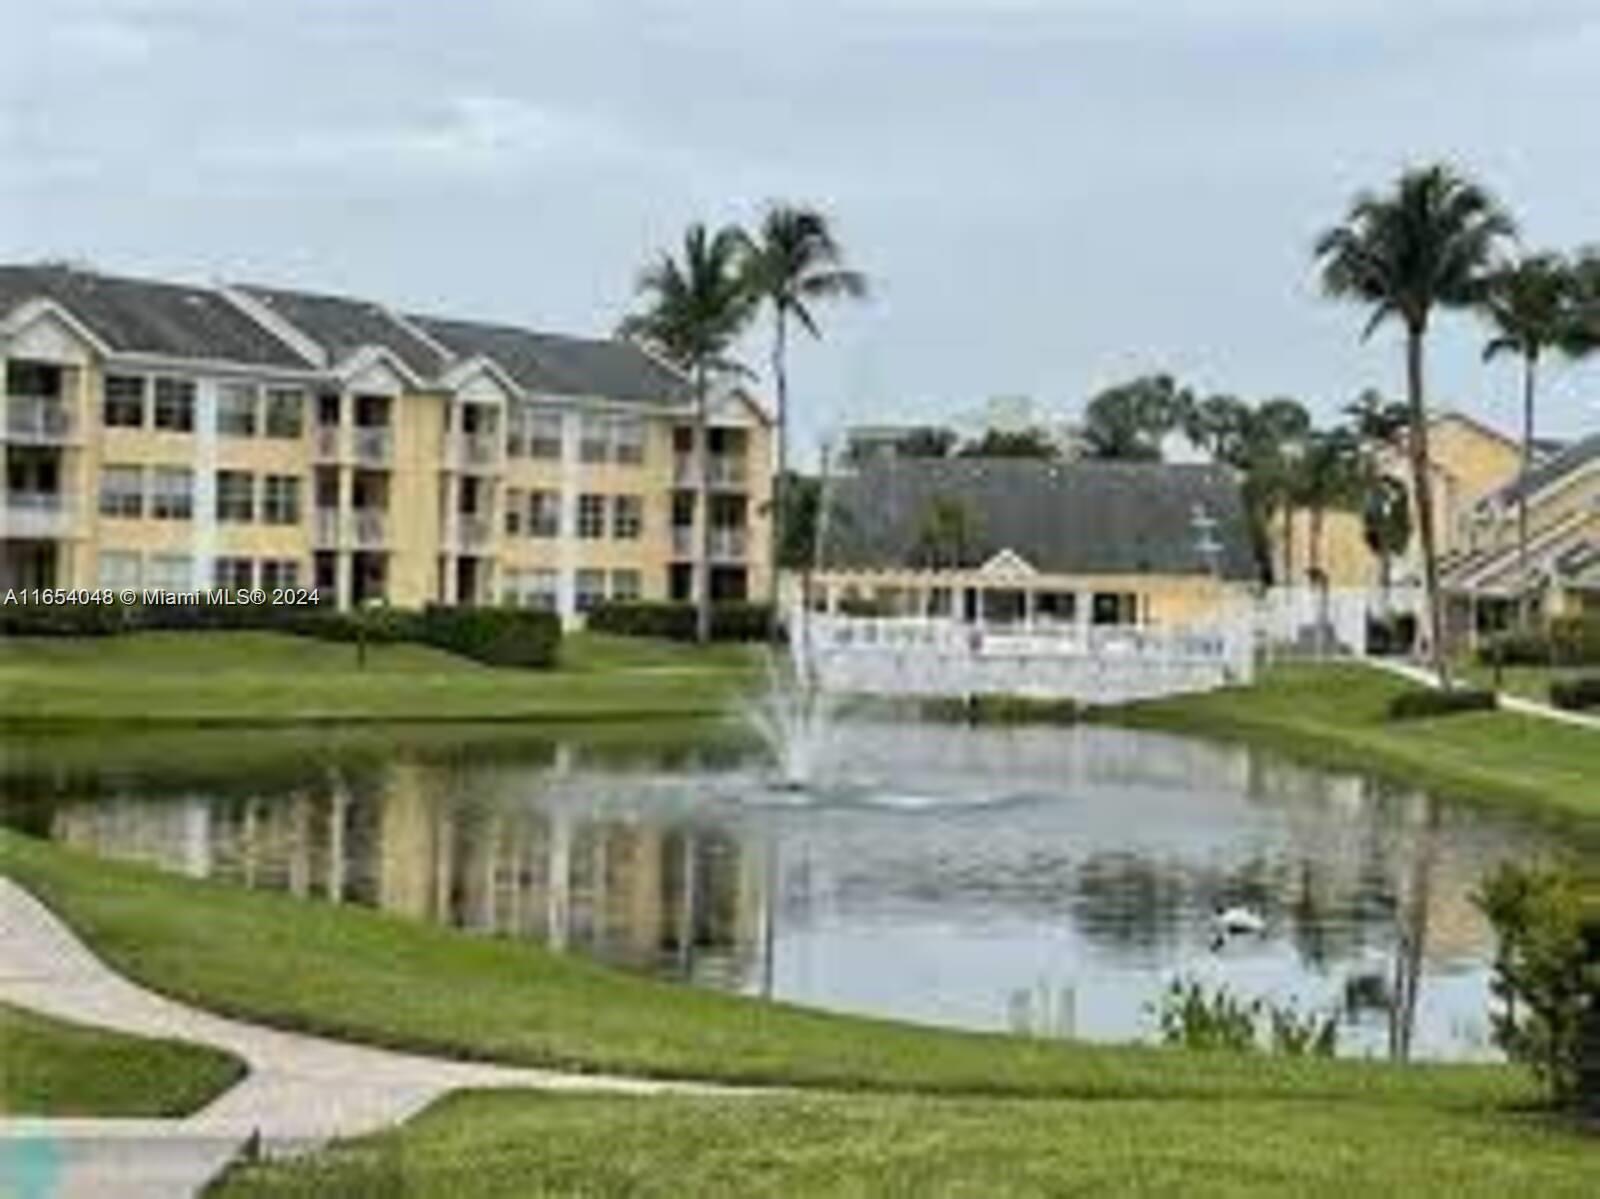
[
  {"left": 0, "top": 832, "right": 1530, "bottom": 1108},
  {"left": 1103, "top": 663, "right": 1600, "bottom": 824},
  {"left": 0, "top": 1002, "right": 242, "bottom": 1117},
  {"left": 0, "top": 631, "right": 758, "bottom": 728},
  {"left": 209, "top": 1091, "right": 1597, "bottom": 1199}
]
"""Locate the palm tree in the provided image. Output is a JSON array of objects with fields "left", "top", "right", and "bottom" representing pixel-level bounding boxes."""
[
  {"left": 1315, "top": 164, "right": 1515, "bottom": 682},
  {"left": 737, "top": 205, "right": 867, "bottom": 620},
  {"left": 1362, "top": 475, "right": 1413, "bottom": 619},
  {"left": 1295, "top": 428, "right": 1367, "bottom": 653},
  {"left": 621, "top": 223, "right": 755, "bottom": 643},
  {"left": 1243, "top": 398, "right": 1312, "bottom": 586},
  {"left": 1479, "top": 253, "right": 1583, "bottom": 624}
]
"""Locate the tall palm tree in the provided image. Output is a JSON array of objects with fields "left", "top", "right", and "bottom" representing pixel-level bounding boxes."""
[
  {"left": 1345, "top": 389, "right": 1414, "bottom": 620},
  {"left": 1479, "top": 253, "right": 1582, "bottom": 624},
  {"left": 621, "top": 223, "right": 755, "bottom": 643},
  {"left": 1315, "top": 164, "right": 1515, "bottom": 682},
  {"left": 1295, "top": 427, "right": 1367, "bottom": 653},
  {"left": 737, "top": 205, "right": 867, "bottom": 620},
  {"left": 1244, "top": 397, "right": 1312, "bottom": 586}
]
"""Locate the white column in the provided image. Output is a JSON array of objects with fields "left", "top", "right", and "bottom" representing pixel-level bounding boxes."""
[
  {"left": 557, "top": 410, "right": 580, "bottom": 625},
  {"left": 193, "top": 378, "right": 219, "bottom": 589}
]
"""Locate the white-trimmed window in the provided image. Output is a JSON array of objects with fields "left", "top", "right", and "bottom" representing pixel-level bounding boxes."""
[
  {"left": 103, "top": 375, "right": 146, "bottom": 428},
  {"left": 575, "top": 568, "right": 606, "bottom": 612},
  {"left": 212, "top": 557, "right": 254, "bottom": 591},
  {"left": 614, "top": 418, "right": 646, "bottom": 465},
  {"left": 98, "top": 465, "right": 143, "bottom": 518},
  {"left": 264, "top": 389, "right": 305, "bottom": 439},
  {"left": 150, "top": 467, "right": 193, "bottom": 520},
  {"left": 259, "top": 559, "right": 299, "bottom": 590},
  {"left": 97, "top": 550, "right": 141, "bottom": 590},
  {"left": 216, "top": 383, "right": 259, "bottom": 436},
  {"left": 529, "top": 490, "right": 560, "bottom": 538},
  {"left": 611, "top": 495, "right": 643, "bottom": 540},
  {"left": 153, "top": 378, "right": 196, "bottom": 432},
  {"left": 529, "top": 568, "right": 559, "bottom": 612},
  {"left": 147, "top": 554, "right": 193, "bottom": 592},
  {"left": 579, "top": 415, "right": 610, "bottom": 463},
  {"left": 504, "top": 488, "right": 524, "bottom": 536},
  {"left": 577, "top": 494, "right": 606, "bottom": 539},
  {"left": 610, "top": 569, "right": 641, "bottom": 602},
  {"left": 261, "top": 475, "right": 301, "bottom": 525},
  {"left": 216, "top": 470, "right": 255, "bottom": 522},
  {"left": 528, "top": 410, "right": 563, "bottom": 459}
]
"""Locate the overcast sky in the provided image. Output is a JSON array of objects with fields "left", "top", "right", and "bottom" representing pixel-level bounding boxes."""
[{"left": 5, "top": 0, "right": 1597, "bottom": 460}]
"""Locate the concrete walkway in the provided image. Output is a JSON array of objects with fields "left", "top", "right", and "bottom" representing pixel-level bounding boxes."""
[
  {"left": 0, "top": 877, "right": 737, "bottom": 1198},
  {"left": 1366, "top": 657, "right": 1600, "bottom": 732}
]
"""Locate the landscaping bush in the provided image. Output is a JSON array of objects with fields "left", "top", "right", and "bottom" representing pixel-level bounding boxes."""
[
  {"left": 414, "top": 606, "right": 560, "bottom": 669},
  {"left": 1365, "top": 613, "right": 1417, "bottom": 656},
  {"left": 1549, "top": 675, "right": 1600, "bottom": 711},
  {"left": 1480, "top": 618, "right": 1600, "bottom": 668},
  {"left": 585, "top": 601, "right": 775, "bottom": 642},
  {"left": 1386, "top": 687, "right": 1497, "bottom": 721},
  {"left": 1475, "top": 864, "right": 1600, "bottom": 1111}
]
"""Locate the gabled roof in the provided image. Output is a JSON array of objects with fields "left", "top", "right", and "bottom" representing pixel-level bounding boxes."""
[
  {"left": 824, "top": 459, "right": 1258, "bottom": 580},
  {"left": 0, "top": 264, "right": 310, "bottom": 369},
  {"left": 235, "top": 284, "right": 449, "bottom": 379},
  {"left": 410, "top": 314, "right": 687, "bottom": 405},
  {"left": 1493, "top": 431, "right": 1600, "bottom": 505}
]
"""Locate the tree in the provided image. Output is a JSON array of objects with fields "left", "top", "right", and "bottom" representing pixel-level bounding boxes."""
[
  {"left": 1345, "top": 387, "right": 1411, "bottom": 448},
  {"left": 1296, "top": 428, "right": 1367, "bottom": 588},
  {"left": 1243, "top": 398, "right": 1313, "bottom": 586},
  {"left": 1315, "top": 164, "right": 1515, "bottom": 682},
  {"left": 1082, "top": 374, "right": 1192, "bottom": 461},
  {"left": 1362, "top": 474, "right": 1413, "bottom": 616},
  {"left": 621, "top": 223, "right": 755, "bottom": 643},
  {"left": 737, "top": 205, "right": 867, "bottom": 620},
  {"left": 895, "top": 426, "right": 958, "bottom": 459},
  {"left": 912, "top": 495, "right": 980, "bottom": 571},
  {"left": 956, "top": 427, "right": 1060, "bottom": 459},
  {"left": 1480, "top": 253, "right": 1585, "bottom": 624}
]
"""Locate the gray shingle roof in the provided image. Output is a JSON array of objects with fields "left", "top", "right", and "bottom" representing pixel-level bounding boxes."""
[
  {"left": 1495, "top": 431, "right": 1600, "bottom": 504},
  {"left": 237, "top": 284, "right": 448, "bottom": 379},
  {"left": 824, "top": 458, "right": 1258, "bottom": 580},
  {"left": 410, "top": 314, "right": 687, "bottom": 405},
  {"left": 0, "top": 265, "right": 310, "bottom": 369}
]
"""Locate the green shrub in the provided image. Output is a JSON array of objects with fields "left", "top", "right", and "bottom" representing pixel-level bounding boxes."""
[
  {"left": 1548, "top": 675, "right": 1600, "bottom": 711},
  {"left": 1475, "top": 864, "right": 1600, "bottom": 1110},
  {"left": 1481, "top": 618, "right": 1600, "bottom": 668},
  {"left": 1386, "top": 687, "right": 1497, "bottom": 721},
  {"left": 415, "top": 606, "right": 560, "bottom": 669},
  {"left": 1150, "top": 978, "right": 1337, "bottom": 1057},
  {"left": 585, "top": 601, "right": 775, "bottom": 642},
  {"left": 1366, "top": 613, "right": 1417, "bottom": 656}
]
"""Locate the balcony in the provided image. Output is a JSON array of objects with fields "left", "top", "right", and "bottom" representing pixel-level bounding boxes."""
[
  {"left": 2, "top": 491, "right": 75, "bottom": 538},
  {"left": 671, "top": 526, "right": 694, "bottom": 558},
  {"left": 449, "top": 431, "right": 501, "bottom": 473},
  {"left": 313, "top": 425, "right": 343, "bottom": 461},
  {"left": 4, "top": 396, "right": 76, "bottom": 444},
  {"left": 353, "top": 508, "right": 387, "bottom": 548},
  {"left": 313, "top": 508, "right": 341, "bottom": 548},
  {"left": 353, "top": 427, "right": 392, "bottom": 467},
  {"left": 673, "top": 454, "right": 747, "bottom": 489},
  {"left": 710, "top": 527, "right": 748, "bottom": 561},
  {"left": 313, "top": 508, "right": 388, "bottom": 548},
  {"left": 452, "top": 513, "right": 493, "bottom": 552}
]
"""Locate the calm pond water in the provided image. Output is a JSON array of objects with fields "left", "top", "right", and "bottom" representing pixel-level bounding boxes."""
[{"left": 0, "top": 720, "right": 1565, "bottom": 1061}]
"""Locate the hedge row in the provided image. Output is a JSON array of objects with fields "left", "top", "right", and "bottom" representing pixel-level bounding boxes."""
[
  {"left": 1387, "top": 687, "right": 1498, "bottom": 721},
  {"left": 1549, "top": 675, "right": 1600, "bottom": 712},
  {"left": 0, "top": 601, "right": 560, "bottom": 669},
  {"left": 1479, "top": 617, "right": 1600, "bottom": 667},
  {"left": 584, "top": 600, "right": 776, "bottom": 642}
]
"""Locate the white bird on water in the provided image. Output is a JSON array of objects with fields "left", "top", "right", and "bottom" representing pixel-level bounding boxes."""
[{"left": 1211, "top": 905, "right": 1266, "bottom": 937}]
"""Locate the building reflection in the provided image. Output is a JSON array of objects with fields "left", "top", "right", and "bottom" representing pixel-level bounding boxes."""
[{"left": 47, "top": 758, "right": 765, "bottom": 991}]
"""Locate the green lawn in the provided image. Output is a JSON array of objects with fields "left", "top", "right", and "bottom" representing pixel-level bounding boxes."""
[
  {"left": 211, "top": 1090, "right": 1597, "bottom": 1198},
  {"left": 0, "top": 631, "right": 759, "bottom": 727},
  {"left": 1106, "top": 663, "right": 1600, "bottom": 824},
  {"left": 0, "top": 1002, "right": 242, "bottom": 1117}
]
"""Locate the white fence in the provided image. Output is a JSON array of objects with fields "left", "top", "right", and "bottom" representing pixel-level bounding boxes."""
[{"left": 795, "top": 615, "right": 1255, "bottom": 705}]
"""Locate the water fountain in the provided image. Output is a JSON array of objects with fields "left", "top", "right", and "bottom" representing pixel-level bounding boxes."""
[{"left": 743, "top": 649, "right": 841, "bottom": 792}]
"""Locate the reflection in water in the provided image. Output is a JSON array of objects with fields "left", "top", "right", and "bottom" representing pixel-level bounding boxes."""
[{"left": 2, "top": 722, "right": 1559, "bottom": 1061}]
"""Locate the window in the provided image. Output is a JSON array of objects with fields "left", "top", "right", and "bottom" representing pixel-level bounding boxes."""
[
  {"left": 103, "top": 376, "right": 146, "bottom": 428},
  {"left": 150, "top": 467, "right": 193, "bottom": 520},
  {"left": 575, "top": 568, "right": 606, "bottom": 612},
  {"left": 261, "top": 475, "right": 301, "bottom": 525},
  {"left": 610, "top": 569, "right": 641, "bottom": 602},
  {"left": 97, "top": 550, "right": 141, "bottom": 589},
  {"left": 611, "top": 495, "right": 643, "bottom": 540},
  {"left": 614, "top": 419, "right": 646, "bottom": 465},
  {"left": 259, "top": 559, "right": 300, "bottom": 590},
  {"left": 216, "top": 383, "right": 258, "bottom": 436},
  {"left": 529, "top": 569, "right": 559, "bottom": 612},
  {"left": 529, "top": 490, "right": 560, "bottom": 538},
  {"left": 1092, "top": 592, "right": 1139, "bottom": 626},
  {"left": 577, "top": 494, "right": 606, "bottom": 539},
  {"left": 529, "top": 410, "right": 562, "bottom": 459},
  {"left": 152, "top": 378, "right": 195, "bottom": 432},
  {"left": 504, "top": 488, "right": 524, "bottom": 536},
  {"left": 147, "top": 554, "right": 193, "bottom": 592},
  {"left": 216, "top": 471, "right": 255, "bottom": 522},
  {"left": 98, "top": 466, "right": 143, "bottom": 518},
  {"left": 264, "top": 389, "right": 304, "bottom": 439},
  {"left": 579, "top": 415, "right": 609, "bottom": 463},
  {"left": 212, "top": 557, "right": 254, "bottom": 591}
]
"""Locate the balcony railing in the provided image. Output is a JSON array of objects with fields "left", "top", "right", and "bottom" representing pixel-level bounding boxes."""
[
  {"left": 2, "top": 491, "right": 74, "bottom": 538},
  {"left": 709, "top": 527, "right": 748, "bottom": 561},
  {"left": 671, "top": 526, "right": 694, "bottom": 558},
  {"left": 453, "top": 513, "right": 493, "bottom": 551},
  {"left": 313, "top": 425, "right": 342, "bottom": 461},
  {"left": 5, "top": 396, "right": 76, "bottom": 444},
  {"left": 353, "top": 426, "right": 392, "bottom": 467},
  {"left": 313, "top": 508, "right": 341, "bottom": 548},
  {"left": 450, "top": 431, "right": 501, "bottom": 472},
  {"left": 353, "top": 508, "right": 387, "bottom": 548},
  {"left": 673, "top": 454, "right": 746, "bottom": 488}
]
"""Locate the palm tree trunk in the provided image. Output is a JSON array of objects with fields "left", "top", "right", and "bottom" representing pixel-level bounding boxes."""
[
  {"left": 768, "top": 308, "right": 788, "bottom": 638},
  {"left": 695, "top": 364, "right": 712, "bottom": 646},
  {"left": 1405, "top": 326, "right": 1451, "bottom": 685},
  {"left": 1517, "top": 352, "right": 1536, "bottom": 631}
]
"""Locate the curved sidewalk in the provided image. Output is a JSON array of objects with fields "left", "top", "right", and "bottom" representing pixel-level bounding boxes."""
[{"left": 0, "top": 876, "right": 738, "bottom": 1197}]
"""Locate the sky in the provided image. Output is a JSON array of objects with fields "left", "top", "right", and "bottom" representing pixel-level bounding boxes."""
[{"left": 5, "top": 0, "right": 1598, "bottom": 463}]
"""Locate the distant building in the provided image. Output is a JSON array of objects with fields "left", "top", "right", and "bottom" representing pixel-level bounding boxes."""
[{"left": 812, "top": 457, "right": 1255, "bottom": 627}]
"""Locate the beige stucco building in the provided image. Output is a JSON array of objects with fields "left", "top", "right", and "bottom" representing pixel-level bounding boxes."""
[{"left": 1, "top": 264, "right": 772, "bottom": 622}]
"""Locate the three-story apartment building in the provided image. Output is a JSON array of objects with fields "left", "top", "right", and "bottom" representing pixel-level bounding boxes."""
[{"left": 0, "top": 264, "right": 773, "bottom": 622}]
